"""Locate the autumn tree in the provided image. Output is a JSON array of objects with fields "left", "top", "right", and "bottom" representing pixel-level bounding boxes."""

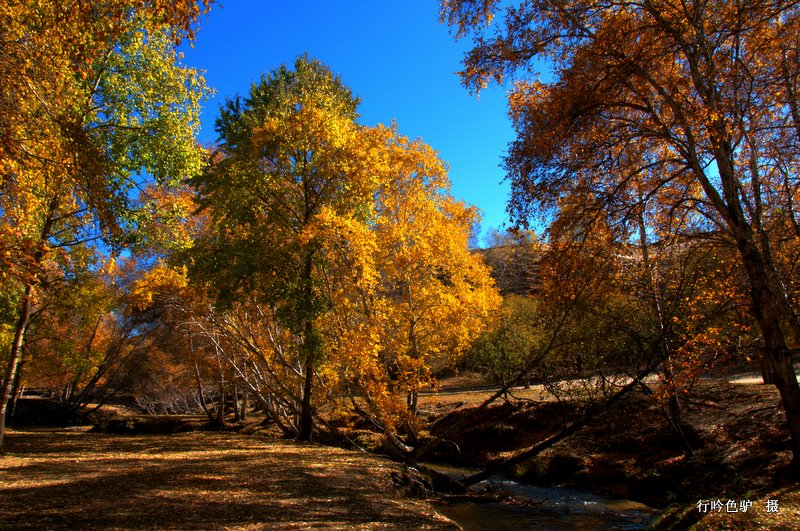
[
  {"left": 317, "top": 124, "right": 501, "bottom": 430},
  {"left": 442, "top": 0, "right": 800, "bottom": 465},
  {"left": 476, "top": 228, "right": 542, "bottom": 296},
  {"left": 464, "top": 295, "right": 543, "bottom": 391},
  {"left": 120, "top": 262, "right": 227, "bottom": 418},
  {"left": 22, "top": 256, "right": 128, "bottom": 410},
  {"left": 191, "top": 56, "right": 372, "bottom": 441},
  {"left": 191, "top": 58, "right": 500, "bottom": 441},
  {"left": 368, "top": 126, "right": 501, "bottom": 414},
  {"left": 0, "top": 0, "right": 211, "bottom": 445}
]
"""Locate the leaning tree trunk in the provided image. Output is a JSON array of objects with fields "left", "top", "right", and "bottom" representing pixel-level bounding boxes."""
[
  {"left": 718, "top": 156, "right": 800, "bottom": 466},
  {"left": 0, "top": 198, "right": 59, "bottom": 447},
  {"left": 759, "top": 356, "right": 776, "bottom": 385},
  {"left": 689, "top": 126, "right": 800, "bottom": 466},
  {"left": 0, "top": 284, "right": 34, "bottom": 446},
  {"left": 742, "top": 248, "right": 800, "bottom": 466},
  {"left": 239, "top": 387, "right": 248, "bottom": 422},
  {"left": 460, "top": 380, "right": 639, "bottom": 487},
  {"left": 8, "top": 359, "right": 26, "bottom": 423}
]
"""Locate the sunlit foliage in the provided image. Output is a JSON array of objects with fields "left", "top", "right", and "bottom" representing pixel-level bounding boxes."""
[
  {"left": 190, "top": 57, "right": 500, "bottom": 437},
  {"left": 441, "top": 0, "right": 800, "bottom": 460},
  {"left": 0, "top": 0, "right": 212, "bottom": 444}
]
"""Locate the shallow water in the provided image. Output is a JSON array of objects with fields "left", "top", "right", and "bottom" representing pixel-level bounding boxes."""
[{"left": 427, "top": 464, "right": 659, "bottom": 530}]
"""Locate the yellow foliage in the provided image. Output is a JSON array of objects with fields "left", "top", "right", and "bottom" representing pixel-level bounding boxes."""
[
  {"left": 129, "top": 264, "right": 189, "bottom": 311},
  {"left": 312, "top": 124, "right": 501, "bottom": 428}
]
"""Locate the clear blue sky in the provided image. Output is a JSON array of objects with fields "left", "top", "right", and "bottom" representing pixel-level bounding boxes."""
[{"left": 180, "top": 0, "right": 515, "bottom": 241}]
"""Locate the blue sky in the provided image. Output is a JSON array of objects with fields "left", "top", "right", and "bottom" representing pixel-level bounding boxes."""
[{"left": 180, "top": 0, "right": 515, "bottom": 241}]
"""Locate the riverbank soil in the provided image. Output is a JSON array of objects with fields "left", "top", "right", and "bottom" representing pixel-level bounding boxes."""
[
  {"left": 416, "top": 377, "right": 800, "bottom": 529},
  {"left": 0, "top": 429, "right": 457, "bottom": 529}
]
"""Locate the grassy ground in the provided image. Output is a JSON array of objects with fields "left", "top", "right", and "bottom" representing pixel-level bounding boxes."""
[{"left": 0, "top": 429, "right": 456, "bottom": 530}]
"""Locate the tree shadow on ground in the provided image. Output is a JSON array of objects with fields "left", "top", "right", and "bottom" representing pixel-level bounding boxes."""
[{"left": 0, "top": 431, "right": 455, "bottom": 529}]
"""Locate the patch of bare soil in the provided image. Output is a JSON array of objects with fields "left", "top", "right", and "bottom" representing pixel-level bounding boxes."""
[
  {"left": 420, "top": 379, "right": 797, "bottom": 514},
  {"left": 0, "top": 430, "right": 457, "bottom": 530}
]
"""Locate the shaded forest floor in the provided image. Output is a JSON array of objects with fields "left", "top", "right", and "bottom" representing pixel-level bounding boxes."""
[
  {"left": 4, "top": 375, "right": 800, "bottom": 529},
  {"left": 412, "top": 376, "right": 800, "bottom": 529},
  {"left": 0, "top": 430, "right": 456, "bottom": 530}
]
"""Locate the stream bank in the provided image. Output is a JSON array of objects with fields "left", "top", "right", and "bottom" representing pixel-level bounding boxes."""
[{"left": 406, "top": 379, "right": 800, "bottom": 528}]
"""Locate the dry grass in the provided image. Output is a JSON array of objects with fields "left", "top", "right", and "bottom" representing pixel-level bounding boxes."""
[
  {"left": 651, "top": 486, "right": 800, "bottom": 530},
  {"left": 0, "top": 428, "right": 457, "bottom": 530},
  {"left": 419, "top": 377, "right": 800, "bottom": 529},
  {"left": 419, "top": 384, "right": 553, "bottom": 411}
]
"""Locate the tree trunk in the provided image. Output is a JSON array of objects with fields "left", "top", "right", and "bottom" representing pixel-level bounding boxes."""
[
  {"left": 0, "top": 284, "right": 34, "bottom": 446},
  {"left": 733, "top": 229, "right": 800, "bottom": 463},
  {"left": 758, "top": 313, "right": 800, "bottom": 464},
  {"left": 212, "top": 339, "right": 226, "bottom": 426},
  {"left": 215, "top": 387, "right": 224, "bottom": 425},
  {"left": 193, "top": 362, "right": 215, "bottom": 422},
  {"left": 232, "top": 383, "right": 241, "bottom": 422},
  {"left": 406, "top": 390, "right": 418, "bottom": 414},
  {"left": 759, "top": 354, "right": 776, "bottom": 385},
  {"left": 297, "top": 355, "right": 314, "bottom": 441},
  {"left": 297, "top": 251, "right": 317, "bottom": 442},
  {"left": 8, "top": 360, "right": 26, "bottom": 424},
  {"left": 697, "top": 131, "right": 800, "bottom": 465},
  {"left": 240, "top": 387, "right": 248, "bottom": 422},
  {"left": 732, "top": 224, "right": 800, "bottom": 465},
  {"left": 0, "top": 197, "right": 59, "bottom": 446}
]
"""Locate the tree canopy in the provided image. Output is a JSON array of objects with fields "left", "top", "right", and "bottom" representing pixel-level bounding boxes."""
[
  {"left": 0, "top": 0, "right": 212, "bottom": 445},
  {"left": 441, "top": 0, "right": 800, "bottom": 463},
  {"left": 190, "top": 56, "right": 500, "bottom": 439}
]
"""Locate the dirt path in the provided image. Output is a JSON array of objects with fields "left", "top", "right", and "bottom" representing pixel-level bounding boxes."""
[{"left": 0, "top": 429, "right": 456, "bottom": 530}]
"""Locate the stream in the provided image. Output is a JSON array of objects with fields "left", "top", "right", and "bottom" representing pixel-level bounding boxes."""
[{"left": 427, "top": 464, "right": 659, "bottom": 530}]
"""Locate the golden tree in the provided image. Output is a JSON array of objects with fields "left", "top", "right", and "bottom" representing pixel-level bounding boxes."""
[
  {"left": 0, "top": 0, "right": 212, "bottom": 445},
  {"left": 318, "top": 125, "right": 501, "bottom": 429},
  {"left": 441, "top": 0, "right": 800, "bottom": 463},
  {"left": 191, "top": 59, "right": 500, "bottom": 439}
]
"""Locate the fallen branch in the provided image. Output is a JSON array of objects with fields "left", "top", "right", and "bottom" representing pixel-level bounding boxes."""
[{"left": 459, "top": 378, "right": 640, "bottom": 487}]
